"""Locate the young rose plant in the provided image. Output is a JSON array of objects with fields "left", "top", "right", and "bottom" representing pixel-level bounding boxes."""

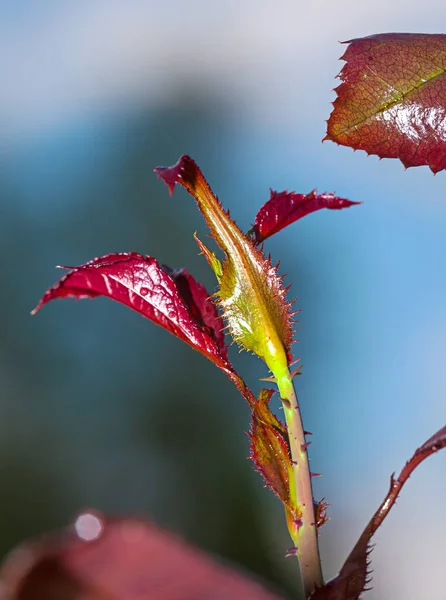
[
  {"left": 2, "top": 31, "right": 446, "bottom": 600},
  {"left": 30, "top": 155, "right": 359, "bottom": 598}
]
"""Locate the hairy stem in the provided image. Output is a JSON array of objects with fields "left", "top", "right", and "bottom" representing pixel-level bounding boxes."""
[{"left": 277, "top": 370, "right": 322, "bottom": 598}]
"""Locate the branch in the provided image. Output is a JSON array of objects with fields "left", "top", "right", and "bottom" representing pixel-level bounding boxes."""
[{"left": 277, "top": 370, "right": 323, "bottom": 598}]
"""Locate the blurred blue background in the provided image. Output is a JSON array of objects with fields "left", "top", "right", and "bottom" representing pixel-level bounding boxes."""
[{"left": 2, "top": 1, "right": 446, "bottom": 598}]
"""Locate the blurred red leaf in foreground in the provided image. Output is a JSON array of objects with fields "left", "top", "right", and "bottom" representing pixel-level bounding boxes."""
[
  {"left": 0, "top": 511, "right": 286, "bottom": 600},
  {"left": 326, "top": 33, "right": 446, "bottom": 173}
]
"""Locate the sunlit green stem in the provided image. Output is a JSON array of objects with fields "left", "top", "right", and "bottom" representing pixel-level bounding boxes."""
[{"left": 277, "top": 368, "right": 323, "bottom": 598}]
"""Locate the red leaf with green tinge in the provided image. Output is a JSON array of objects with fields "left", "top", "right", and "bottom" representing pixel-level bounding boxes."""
[
  {"left": 155, "top": 156, "right": 294, "bottom": 384},
  {"left": 252, "top": 190, "right": 361, "bottom": 244},
  {"left": 32, "top": 252, "right": 229, "bottom": 369},
  {"left": 310, "top": 424, "right": 446, "bottom": 600},
  {"left": 0, "top": 511, "right": 285, "bottom": 600},
  {"left": 325, "top": 33, "right": 446, "bottom": 173}
]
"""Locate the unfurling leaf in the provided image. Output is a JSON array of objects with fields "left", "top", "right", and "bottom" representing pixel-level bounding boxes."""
[
  {"left": 155, "top": 156, "right": 294, "bottom": 382},
  {"left": 249, "top": 389, "right": 299, "bottom": 522},
  {"left": 310, "top": 425, "right": 446, "bottom": 600},
  {"left": 32, "top": 253, "right": 230, "bottom": 370},
  {"left": 0, "top": 511, "right": 285, "bottom": 600},
  {"left": 252, "top": 190, "right": 361, "bottom": 244},
  {"left": 325, "top": 33, "right": 446, "bottom": 173}
]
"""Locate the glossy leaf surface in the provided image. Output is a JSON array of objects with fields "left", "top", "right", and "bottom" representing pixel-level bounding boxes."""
[
  {"left": 0, "top": 512, "right": 285, "bottom": 600},
  {"left": 162, "top": 265, "right": 228, "bottom": 361},
  {"left": 32, "top": 253, "right": 230, "bottom": 369},
  {"left": 326, "top": 33, "right": 446, "bottom": 173},
  {"left": 252, "top": 190, "right": 360, "bottom": 244},
  {"left": 155, "top": 156, "right": 294, "bottom": 380},
  {"left": 310, "top": 424, "right": 446, "bottom": 599}
]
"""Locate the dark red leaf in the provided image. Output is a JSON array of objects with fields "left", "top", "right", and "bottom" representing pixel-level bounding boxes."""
[
  {"left": 252, "top": 190, "right": 360, "bottom": 244},
  {"left": 163, "top": 265, "right": 228, "bottom": 361},
  {"left": 33, "top": 253, "right": 273, "bottom": 425},
  {"left": 0, "top": 511, "right": 286, "bottom": 599},
  {"left": 325, "top": 33, "right": 446, "bottom": 173},
  {"left": 32, "top": 253, "right": 230, "bottom": 370},
  {"left": 310, "top": 425, "right": 446, "bottom": 600}
]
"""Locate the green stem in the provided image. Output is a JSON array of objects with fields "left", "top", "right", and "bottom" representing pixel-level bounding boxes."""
[{"left": 277, "top": 369, "right": 323, "bottom": 598}]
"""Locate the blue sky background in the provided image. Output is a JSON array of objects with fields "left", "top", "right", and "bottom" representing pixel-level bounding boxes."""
[{"left": 2, "top": 2, "right": 446, "bottom": 598}]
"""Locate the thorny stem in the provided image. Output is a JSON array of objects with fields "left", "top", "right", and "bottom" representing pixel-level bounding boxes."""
[{"left": 277, "top": 369, "right": 323, "bottom": 599}]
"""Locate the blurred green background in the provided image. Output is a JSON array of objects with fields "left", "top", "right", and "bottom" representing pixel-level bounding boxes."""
[{"left": 2, "top": 2, "right": 446, "bottom": 599}]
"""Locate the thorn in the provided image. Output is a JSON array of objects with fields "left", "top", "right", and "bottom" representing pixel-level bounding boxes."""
[
  {"left": 290, "top": 366, "right": 303, "bottom": 379},
  {"left": 304, "top": 431, "right": 312, "bottom": 436},
  {"left": 285, "top": 547, "right": 299, "bottom": 558},
  {"left": 311, "top": 472, "right": 322, "bottom": 478},
  {"left": 259, "top": 376, "right": 276, "bottom": 383},
  {"left": 301, "top": 441, "right": 311, "bottom": 452}
]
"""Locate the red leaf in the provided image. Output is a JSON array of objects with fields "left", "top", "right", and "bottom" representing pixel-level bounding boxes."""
[
  {"left": 162, "top": 265, "right": 228, "bottom": 362},
  {"left": 33, "top": 253, "right": 273, "bottom": 426},
  {"left": 0, "top": 511, "right": 286, "bottom": 599},
  {"left": 32, "top": 253, "right": 229, "bottom": 370},
  {"left": 252, "top": 190, "right": 360, "bottom": 244},
  {"left": 310, "top": 425, "right": 446, "bottom": 600},
  {"left": 325, "top": 33, "right": 446, "bottom": 173}
]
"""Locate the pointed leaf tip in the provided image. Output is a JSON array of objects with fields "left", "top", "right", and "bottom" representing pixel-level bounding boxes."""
[
  {"left": 154, "top": 155, "right": 191, "bottom": 195},
  {"left": 33, "top": 253, "right": 230, "bottom": 370},
  {"left": 252, "top": 189, "right": 360, "bottom": 244}
]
